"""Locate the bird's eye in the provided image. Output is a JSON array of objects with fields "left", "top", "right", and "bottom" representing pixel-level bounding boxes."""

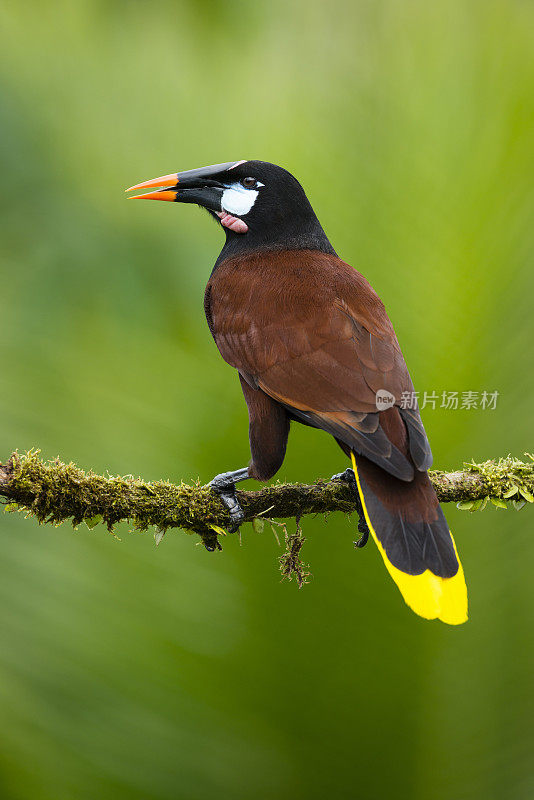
[{"left": 241, "top": 177, "right": 257, "bottom": 189}]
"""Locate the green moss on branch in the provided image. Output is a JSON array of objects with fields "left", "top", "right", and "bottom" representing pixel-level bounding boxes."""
[{"left": 0, "top": 451, "right": 532, "bottom": 549}]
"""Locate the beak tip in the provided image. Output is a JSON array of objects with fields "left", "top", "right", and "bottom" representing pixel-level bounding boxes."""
[
  {"left": 125, "top": 173, "right": 180, "bottom": 193},
  {"left": 126, "top": 190, "right": 178, "bottom": 202}
]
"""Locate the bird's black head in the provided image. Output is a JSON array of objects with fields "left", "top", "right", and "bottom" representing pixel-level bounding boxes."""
[{"left": 126, "top": 160, "right": 335, "bottom": 261}]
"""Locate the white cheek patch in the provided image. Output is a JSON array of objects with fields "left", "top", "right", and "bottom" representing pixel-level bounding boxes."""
[{"left": 221, "top": 182, "right": 262, "bottom": 216}]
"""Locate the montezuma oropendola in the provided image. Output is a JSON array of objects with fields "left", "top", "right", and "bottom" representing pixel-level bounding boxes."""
[{"left": 126, "top": 160, "right": 467, "bottom": 624}]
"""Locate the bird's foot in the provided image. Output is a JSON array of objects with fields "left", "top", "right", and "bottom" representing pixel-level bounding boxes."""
[
  {"left": 208, "top": 468, "right": 249, "bottom": 534},
  {"left": 331, "top": 466, "right": 370, "bottom": 548},
  {"left": 353, "top": 525, "right": 369, "bottom": 549},
  {"left": 331, "top": 467, "right": 356, "bottom": 486}
]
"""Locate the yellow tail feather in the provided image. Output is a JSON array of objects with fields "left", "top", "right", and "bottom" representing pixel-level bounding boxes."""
[{"left": 351, "top": 453, "right": 468, "bottom": 624}]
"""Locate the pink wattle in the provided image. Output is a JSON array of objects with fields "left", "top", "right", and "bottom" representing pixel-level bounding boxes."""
[{"left": 216, "top": 211, "right": 248, "bottom": 234}]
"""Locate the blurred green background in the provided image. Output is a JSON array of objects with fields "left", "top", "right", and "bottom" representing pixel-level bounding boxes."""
[{"left": 0, "top": 1, "right": 533, "bottom": 798}]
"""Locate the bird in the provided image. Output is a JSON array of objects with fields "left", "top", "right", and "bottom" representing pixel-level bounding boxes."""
[{"left": 126, "top": 160, "right": 467, "bottom": 625}]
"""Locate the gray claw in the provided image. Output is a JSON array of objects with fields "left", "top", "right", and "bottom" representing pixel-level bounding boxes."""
[
  {"left": 331, "top": 466, "right": 370, "bottom": 548},
  {"left": 331, "top": 467, "right": 357, "bottom": 486},
  {"left": 209, "top": 473, "right": 245, "bottom": 533}
]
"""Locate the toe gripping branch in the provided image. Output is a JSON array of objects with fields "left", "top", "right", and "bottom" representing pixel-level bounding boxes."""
[
  {"left": 207, "top": 464, "right": 370, "bottom": 552},
  {"left": 208, "top": 468, "right": 249, "bottom": 541},
  {"left": 331, "top": 467, "right": 370, "bottom": 548}
]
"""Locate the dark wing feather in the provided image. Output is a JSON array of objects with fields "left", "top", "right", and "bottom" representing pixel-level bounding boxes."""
[{"left": 399, "top": 407, "right": 433, "bottom": 471}]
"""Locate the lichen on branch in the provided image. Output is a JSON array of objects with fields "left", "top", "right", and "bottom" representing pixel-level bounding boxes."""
[{"left": 0, "top": 450, "right": 533, "bottom": 551}]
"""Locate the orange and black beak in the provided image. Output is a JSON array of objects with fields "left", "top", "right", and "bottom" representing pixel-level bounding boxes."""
[
  {"left": 125, "top": 172, "right": 181, "bottom": 202},
  {"left": 125, "top": 160, "right": 244, "bottom": 211}
]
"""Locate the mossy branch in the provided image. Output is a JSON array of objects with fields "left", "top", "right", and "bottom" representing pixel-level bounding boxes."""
[{"left": 0, "top": 451, "right": 533, "bottom": 553}]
